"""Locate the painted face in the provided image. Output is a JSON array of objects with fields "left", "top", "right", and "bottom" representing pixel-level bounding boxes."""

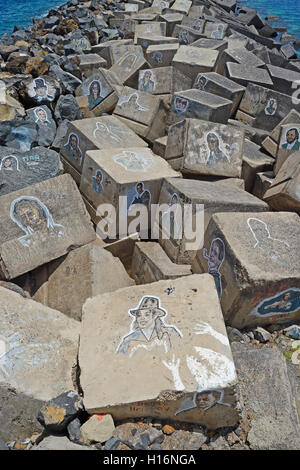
[
  {"left": 144, "top": 72, "right": 151, "bottom": 84},
  {"left": 196, "top": 77, "right": 206, "bottom": 90},
  {"left": 70, "top": 136, "right": 78, "bottom": 149},
  {"left": 171, "top": 195, "right": 178, "bottom": 205},
  {"left": 17, "top": 203, "right": 47, "bottom": 232},
  {"left": 196, "top": 392, "right": 216, "bottom": 410},
  {"left": 3, "top": 158, "right": 12, "bottom": 168},
  {"left": 207, "top": 134, "right": 219, "bottom": 152},
  {"left": 36, "top": 86, "right": 47, "bottom": 97},
  {"left": 96, "top": 173, "right": 102, "bottom": 185},
  {"left": 208, "top": 241, "right": 222, "bottom": 271},
  {"left": 37, "top": 110, "right": 47, "bottom": 122},
  {"left": 286, "top": 129, "right": 298, "bottom": 143},
  {"left": 137, "top": 184, "right": 143, "bottom": 194},
  {"left": 136, "top": 308, "right": 156, "bottom": 329},
  {"left": 282, "top": 293, "right": 291, "bottom": 302}
]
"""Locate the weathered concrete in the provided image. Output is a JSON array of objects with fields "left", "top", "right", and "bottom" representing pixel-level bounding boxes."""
[
  {"left": 79, "top": 275, "right": 238, "bottom": 429},
  {"left": 0, "top": 287, "right": 80, "bottom": 441},
  {"left": 33, "top": 243, "right": 135, "bottom": 321},
  {"left": 138, "top": 66, "right": 192, "bottom": 95},
  {"left": 33, "top": 436, "right": 94, "bottom": 450},
  {"left": 145, "top": 43, "right": 180, "bottom": 68},
  {"left": 109, "top": 44, "right": 149, "bottom": 88},
  {"left": 225, "top": 62, "right": 273, "bottom": 89},
  {"left": 241, "top": 140, "right": 274, "bottom": 192},
  {"left": 0, "top": 174, "right": 95, "bottom": 279},
  {"left": 172, "top": 46, "right": 219, "bottom": 81},
  {"left": 157, "top": 177, "right": 268, "bottom": 264},
  {"left": 192, "top": 212, "right": 300, "bottom": 328},
  {"left": 275, "top": 124, "right": 300, "bottom": 174},
  {"left": 261, "top": 109, "right": 300, "bottom": 158}
]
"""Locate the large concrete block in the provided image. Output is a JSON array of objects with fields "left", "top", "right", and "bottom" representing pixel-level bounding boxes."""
[
  {"left": 203, "top": 21, "right": 228, "bottom": 40},
  {"left": 113, "top": 86, "right": 167, "bottom": 142},
  {"left": 0, "top": 174, "right": 96, "bottom": 279},
  {"left": 170, "top": 0, "right": 192, "bottom": 15},
  {"left": 79, "top": 275, "right": 238, "bottom": 429},
  {"left": 261, "top": 110, "right": 300, "bottom": 158},
  {"left": 134, "top": 22, "right": 166, "bottom": 43},
  {"left": 109, "top": 44, "right": 149, "bottom": 88},
  {"left": 145, "top": 43, "right": 179, "bottom": 68},
  {"left": 33, "top": 243, "right": 135, "bottom": 321},
  {"left": 172, "top": 25, "right": 205, "bottom": 46},
  {"left": 238, "top": 83, "right": 300, "bottom": 132},
  {"left": 159, "top": 13, "right": 184, "bottom": 36},
  {"left": 0, "top": 287, "right": 80, "bottom": 441},
  {"left": 172, "top": 45, "right": 219, "bottom": 81},
  {"left": 192, "top": 37, "right": 228, "bottom": 52},
  {"left": 275, "top": 124, "right": 300, "bottom": 174},
  {"left": 192, "top": 71, "right": 245, "bottom": 116},
  {"left": 136, "top": 35, "right": 178, "bottom": 51},
  {"left": 192, "top": 212, "right": 300, "bottom": 328},
  {"left": 91, "top": 39, "right": 134, "bottom": 68},
  {"left": 215, "top": 47, "right": 265, "bottom": 75},
  {"left": 131, "top": 241, "right": 192, "bottom": 284},
  {"left": 264, "top": 151, "right": 300, "bottom": 212},
  {"left": 266, "top": 64, "right": 300, "bottom": 96},
  {"left": 241, "top": 140, "right": 274, "bottom": 192},
  {"left": 168, "top": 90, "right": 232, "bottom": 126},
  {"left": 225, "top": 62, "right": 273, "bottom": 89},
  {"left": 78, "top": 53, "right": 107, "bottom": 78},
  {"left": 252, "top": 171, "right": 274, "bottom": 200},
  {"left": 0, "top": 146, "right": 62, "bottom": 197},
  {"left": 138, "top": 66, "right": 192, "bottom": 95},
  {"left": 60, "top": 116, "right": 147, "bottom": 174},
  {"left": 157, "top": 177, "right": 268, "bottom": 264},
  {"left": 165, "top": 118, "right": 245, "bottom": 177}
]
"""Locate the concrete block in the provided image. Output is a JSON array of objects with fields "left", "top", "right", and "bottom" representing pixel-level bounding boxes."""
[
  {"left": 261, "top": 109, "right": 300, "bottom": 158},
  {"left": 145, "top": 43, "right": 179, "bottom": 68},
  {"left": 138, "top": 66, "right": 192, "bottom": 95},
  {"left": 172, "top": 45, "right": 219, "bottom": 81},
  {"left": 225, "top": 62, "right": 273, "bottom": 89},
  {"left": 275, "top": 124, "right": 300, "bottom": 174},
  {"left": 109, "top": 44, "right": 150, "bottom": 88}
]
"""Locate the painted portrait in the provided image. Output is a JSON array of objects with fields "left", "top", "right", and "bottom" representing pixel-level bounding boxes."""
[
  {"left": 194, "top": 75, "right": 208, "bottom": 91},
  {"left": 127, "top": 182, "right": 151, "bottom": 213},
  {"left": 175, "top": 388, "right": 231, "bottom": 416},
  {"left": 10, "top": 196, "right": 64, "bottom": 248},
  {"left": 93, "top": 122, "right": 132, "bottom": 143},
  {"left": 117, "top": 52, "right": 139, "bottom": 71},
  {"left": 247, "top": 217, "right": 290, "bottom": 265},
  {"left": 174, "top": 96, "right": 189, "bottom": 114},
  {"left": 113, "top": 151, "right": 154, "bottom": 172},
  {"left": 178, "top": 29, "right": 190, "bottom": 45},
  {"left": 250, "top": 288, "right": 300, "bottom": 318},
  {"left": 10, "top": 126, "right": 34, "bottom": 152},
  {"left": 0, "top": 155, "right": 20, "bottom": 172},
  {"left": 116, "top": 295, "right": 183, "bottom": 357},
  {"left": 34, "top": 107, "right": 50, "bottom": 128},
  {"left": 88, "top": 80, "right": 103, "bottom": 110},
  {"left": 64, "top": 133, "right": 83, "bottom": 165},
  {"left": 193, "top": 19, "right": 204, "bottom": 32},
  {"left": 117, "top": 92, "right": 149, "bottom": 112},
  {"left": 281, "top": 127, "right": 300, "bottom": 150},
  {"left": 152, "top": 51, "right": 163, "bottom": 64},
  {"left": 32, "top": 78, "right": 55, "bottom": 104},
  {"left": 210, "top": 24, "right": 225, "bottom": 39},
  {"left": 139, "top": 70, "right": 155, "bottom": 93},
  {"left": 264, "top": 98, "right": 277, "bottom": 116},
  {"left": 203, "top": 238, "right": 225, "bottom": 299},
  {"left": 205, "top": 132, "right": 230, "bottom": 167},
  {"left": 92, "top": 169, "right": 103, "bottom": 194}
]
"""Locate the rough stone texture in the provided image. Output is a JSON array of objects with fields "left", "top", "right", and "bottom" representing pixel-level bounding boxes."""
[
  {"left": 80, "top": 414, "right": 115, "bottom": 444},
  {"left": 26, "top": 105, "right": 57, "bottom": 147},
  {"left": 241, "top": 139, "right": 274, "bottom": 192},
  {"left": 145, "top": 43, "right": 179, "bottom": 68},
  {"left": 79, "top": 275, "right": 238, "bottom": 429},
  {"left": 225, "top": 62, "right": 273, "bottom": 89},
  {"left": 0, "top": 146, "right": 62, "bottom": 197},
  {"left": 192, "top": 212, "right": 300, "bottom": 328},
  {"left": 37, "top": 390, "right": 83, "bottom": 433},
  {"left": 54, "top": 94, "right": 82, "bottom": 123},
  {"left": 162, "top": 429, "right": 207, "bottom": 450},
  {"left": 131, "top": 241, "right": 192, "bottom": 285},
  {"left": 33, "top": 436, "right": 94, "bottom": 450},
  {"left": 23, "top": 75, "right": 60, "bottom": 107},
  {"left": 0, "top": 173, "right": 96, "bottom": 279},
  {"left": 231, "top": 342, "right": 300, "bottom": 450},
  {"left": 172, "top": 45, "right": 219, "bottom": 81},
  {"left": 0, "top": 120, "right": 38, "bottom": 151},
  {"left": 33, "top": 243, "right": 135, "bottom": 321},
  {"left": 109, "top": 44, "right": 149, "bottom": 88},
  {"left": 157, "top": 177, "right": 268, "bottom": 264},
  {"left": 0, "top": 287, "right": 80, "bottom": 441},
  {"left": 166, "top": 118, "right": 245, "bottom": 177},
  {"left": 216, "top": 47, "right": 265, "bottom": 75},
  {"left": 138, "top": 66, "right": 192, "bottom": 95}
]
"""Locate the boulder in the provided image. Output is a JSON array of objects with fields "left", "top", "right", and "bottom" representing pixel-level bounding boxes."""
[
  {"left": 26, "top": 105, "right": 57, "bottom": 147},
  {"left": 54, "top": 94, "right": 82, "bottom": 123},
  {"left": 33, "top": 436, "right": 94, "bottom": 450},
  {"left": 37, "top": 390, "right": 83, "bottom": 433},
  {"left": 79, "top": 274, "right": 238, "bottom": 429},
  {"left": 0, "top": 120, "right": 38, "bottom": 152},
  {"left": 80, "top": 414, "right": 115, "bottom": 444}
]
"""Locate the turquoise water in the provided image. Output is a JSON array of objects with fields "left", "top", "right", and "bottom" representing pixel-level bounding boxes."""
[
  {"left": 0, "top": 0, "right": 64, "bottom": 37},
  {"left": 237, "top": 0, "right": 300, "bottom": 42}
]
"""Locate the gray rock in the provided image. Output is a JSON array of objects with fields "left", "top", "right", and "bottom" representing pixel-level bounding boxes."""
[
  {"left": 209, "top": 435, "right": 231, "bottom": 450},
  {"left": 104, "top": 436, "right": 121, "bottom": 450},
  {"left": 0, "top": 440, "right": 9, "bottom": 450},
  {"left": 37, "top": 390, "right": 83, "bottom": 433},
  {"left": 146, "top": 427, "right": 165, "bottom": 445},
  {"left": 67, "top": 417, "right": 81, "bottom": 443},
  {"left": 252, "top": 327, "right": 272, "bottom": 343},
  {"left": 0, "top": 120, "right": 38, "bottom": 151},
  {"left": 33, "top": 436, "right": 94, "bottom": 450},
  {"left": 80, "top": 414, "right": 115, "bottom": 445},
  {"left": 283, "top": 325, "right": 300, "bottom": 340},
  {"left": 232, "top": 342, "right": 300, "bottom": 450},
  {"left": 51, "top": 119, "right": 70, "bottom": 150},
  {"left": 152, "top": 443, "right": 163, "bottom": 450},
  {"left": 26, "top": 105, "right": 57, "bottom": 147},
  {"left": 259, "top": 24, "right": 277, "bottom": 38},
  {"left": 226, "top": 326, "right": 248, "bottom": 343},
  {"left": 54, "top": 95, "right": 82, "bottom": 123},
  {"left": 50, "top": 65, "right": 82, "bottom": 94}
]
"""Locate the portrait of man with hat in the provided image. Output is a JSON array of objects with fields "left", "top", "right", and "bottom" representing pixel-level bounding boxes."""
[
  {"left": 116, "top": 295, "right": 183, "bottom": 357},
  {"left": 33, "top": 78, "right": 55, "bottom": 104}
]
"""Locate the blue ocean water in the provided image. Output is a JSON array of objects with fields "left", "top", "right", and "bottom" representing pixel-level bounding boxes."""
[{"left": 0, "top": 0, "right": 64, "bottom": 37}]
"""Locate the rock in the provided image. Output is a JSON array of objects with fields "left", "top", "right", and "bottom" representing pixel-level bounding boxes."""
[
  {"left": 151, "top": 443, "right": 163, "bottom": 450},
  {"left": 104, "top": 436, "right": 121, "bottom": 450},
  {"left": 0, "top": 286, "right": 80, "bottom": 441},
  {"left": 50, "top": 65, "right": 82, "bottom": 94},
  {"left": 283, "top": 325, "right": 300, "bottom": 340},
  {"left": 54, "top": 94, "right": 82, "bottom": 123},
  {"left": 0, "top": 120, "right": 38, "bottom": 151},
  {"left": 80, "top": 414, "right": 115, "bottom": 444},
  {"left": 37, "top": 390, "right": 83, "bottom": 433},
  {"left": 226, "top": 326, "right": 247, "bottom": 343},
  {"left": 67, "top": 417, "right": 81, "bottom": 442},
  {"left": 163, "top": 429, "right": 207, "bottom": 450},
  {"left": 232, "top": 342, "right": 300, "bottom": 450},
  {"left": 209, "top": 435, "right": 231, "bottom": 450},
  {"left": 25, "top": 57, "right": 49, "bottom": 77},
  {"left": 0, "top": 92, "right": 25, "bottom": 121},
  {"left": 259, "top": 24, "right": 277, "bottom": 38},
  {"left": 192, "top": 211, "right": 300, "bottom": 328},
  {"left": 23, "top": 75, "right": 60, "bottom": 107},
  {"left": 252, "top": 327, "right": 272, "bottom": 343},
  {"left": 51, "top": 119, "right": 70, "bottom": 150},
  {"left": 33, "top": 243, "right": 135, "bottom": 321},
  {"left": 0, "top": 173, "right": 95, "bottom": 279},
  {"left": 0, "top": 280, "right": 29, "bottom": 297},
  {"left": 0, "top": 440, "right": 8, "bottom": 450},
  {"left": 241, "top": 140, "right": 274, "bottom": 192},
  {"left": 145, "top": 43, "right": 180, "bottom": 68},
  {"left": 26, "top": 106, "right": 57, "bottom": 147},
  {"left": 162, "top": 424, "right": 175, "bottom": 435},
  {"left": 33, "top": 436, "right": 94, "bottom": 450},
  {"left": 79, "top": 275, "right": 238, "bottom": 429},
  {"left": 172, "top": 45, "right": 219, "bottom": 81},
  {"left": 5, "top": 52, "right": 29, "bottom": 74},
  {"left": 225, "top": 62, "right": 273, "bottom": 89}
]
